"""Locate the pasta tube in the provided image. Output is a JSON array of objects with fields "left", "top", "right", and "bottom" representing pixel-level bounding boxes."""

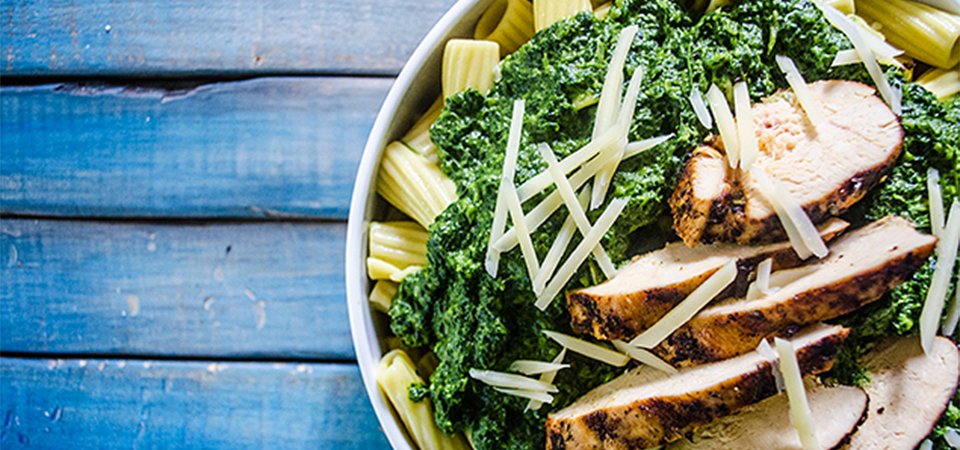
[
  {"left": 369, "top": 280, "right": 399, "bottom": 313},
  {"left": 917, "top": 66, "right": 960, "bottom": 99},
  {"left": 534, "top": 0, "right": 591, "bottom": 31},
  {"left": 367, "top": 221, "right": 428, "bottom": 281},
  {"left": 401, "top": 98, "right": 443, "bottom": 161},
  {"left": 377, "top": 350, "right": 470, "bottom": 450},
  {"left": 376, "top": 142, "right": 458, "bottom": 228},
  {"left": 593, "top": 2, "right": 613, "bottom": 19},
  {"left": 474, "top": 0, "right": 535, "bottom": 57},
  {"left": 856, "top": 0, "right": 960, "bottom": 68},
  {"left": 442, "top": 39, "right": 500, "bottom": 100},
  {"left": 826, "top": 0, "right": 855, "bottom": 13}
]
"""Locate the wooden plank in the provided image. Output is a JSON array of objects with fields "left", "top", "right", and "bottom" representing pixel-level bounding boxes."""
[
  {"left": 0, "top": 219, "right": 358, "bottom": 360},
  {"left": 1, "top": 0, "right": 456, "bottom": 77},
  {"left": 1, "top": 77, "right": 389, "bottom": 219},
  {"left": 0, "top": 358, "right": 390, "bottom": 449}
]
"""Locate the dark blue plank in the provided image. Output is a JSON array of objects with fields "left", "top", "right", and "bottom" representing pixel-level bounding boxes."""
[
  {"left": 1, "top": 0, "right": 456, "bottom": 77},
  {"left": 0, "top": 358, "right": 389, "bottom": 449},
  {"left": 1, "top": 77, "right": 389, "bottom": 218},
  {"left": 0, "top": 219, "right": 354, "bottom": 359}
]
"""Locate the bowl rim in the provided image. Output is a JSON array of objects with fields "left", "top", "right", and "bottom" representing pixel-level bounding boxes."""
[{"left": 345, "top": 0, "right": 495, "bottom": 448}]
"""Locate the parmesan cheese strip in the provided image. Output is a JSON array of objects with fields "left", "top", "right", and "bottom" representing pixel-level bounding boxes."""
[
  {"left": 624, "top": 134, "right": 674, "bottom": 158},
  {"left": 928, "top": 168, "right": 945, "bottom": 238},
  {"left": 706, "top": 84, "right": 740, "bottom": 168},
  {"left": 515, "top": 124, "right": 622, "bottom": 203},
  {"left": 485, "top": 100, "right": 526, "bottom": 277},
  {"left": 775, "top": 55, "right": 826, "bottom": 128},
  {"left": 746, "top": 258, "right": 775, "bottom": 300},
  {"left": 533, "top": 187, "right": 590, "bottom": 294},
  {"left": 750, "top": 169, "right": 829, "bottom": 259},
  {"left": 612, "top": 340, "right": 677, "bottom": 374},
  {"left": 816, "top": 1, "right": 902, "bottom": 114},
  {"left": 469, "top": 368, "right": 559, "bottom": 392},
  {"left": 629, "top": 260, "right": 737, "bottom": 348},
  {"left": 529, "top": 348, "right": 566, "bottom": 411},
  {"left": 592, "top": 66, "right": 644, "bottom": 210},
  {"left": 756, "top": 338, "right": 785, "bottom": 392},
  {"left": 923, "top": 200, "right": 960, "bottom": 344},
  {"left": 493, "top": 387, "right": 554, "bottom": 403},
  {"left": 508, "top": 360, "right": 570, "bottom": 375},
  {"left": 733, "top": 81, "right": 758, "bottom": 170},
  {"left": 689, "top": 86, "right": 713, "bottom": 129},
  {"left": 592, "top": 25, "right": 638, "bottom": 141},
  {"left": 774, "top": 337, "right": 821, "bottom": 450},
  {"left": 535, "top": 198, "right": 628, "bottom": 310},
  {"left": 543, "top": 330, "right": 629, "bottom": 367},
  {"left": 497, "top": 131, "right": 656, "bottom": 252},
  {"left": 505, "top": 179, "right": 542, "bottom": 293},
  {"left": 539, "top": 143, "right": 617, "bottom": 278}
]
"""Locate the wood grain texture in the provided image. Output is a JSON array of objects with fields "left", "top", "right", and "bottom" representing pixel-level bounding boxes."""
[
  {"left": 0, "top": 357, "right": 390, "bottom": 449},
  {"left": 0, "top": 219, "right": 360, "bottom": 360},
  {"left": 1, "top": 77, "right": 390, "bottom": 219},
  {"left": 1, "top": 0, "right": 456, "bottom": 77}
]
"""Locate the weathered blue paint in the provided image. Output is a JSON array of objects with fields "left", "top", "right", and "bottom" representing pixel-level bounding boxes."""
[
  {"left": 0, "top": 0, "right": 456, "bottom": 77},
  {"left": 1, "top": 77, "right": 391, "bottom": 219},
  {"left": 0, "top": 219, "right": 359, "bottom": 360},
  {"left": 0, "top": 358, "right": 391, "bottom": 449}
]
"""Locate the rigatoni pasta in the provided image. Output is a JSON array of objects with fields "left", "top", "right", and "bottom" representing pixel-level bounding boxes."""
[
  {"left": 474, "top": 0, "right": 535, "bottom": 57},
  {"left": 825, "top": 0, "right": 855, "bottom": 14},
  {"left": 856, "top": 0, "right": 960, "bottom": 68},
  {"left": 369, "top": 280, "right": 399, "bottom": 313},
  {"left": 917, "top": 66, "right": 960, "bottom": 99},
  {"left": 534, "top": 0, "right": 591, "bottom": 31},
  {"left": 367, "top": 221, "right": 428, "bottom": 281},
  {"left": 376, "top": 142, "right": 458, "bottom": 229},
  {"left": 442, "top": 39, "right": 500, "bottom": 100},
  {"left": 377, "top": 350, "right": 471, "bottom": 450},
  {"left": 402, "top": 98, "right": 443, "bottom": 162}
]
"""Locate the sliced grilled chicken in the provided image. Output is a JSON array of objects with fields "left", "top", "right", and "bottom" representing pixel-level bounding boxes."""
[
  {"left": 670, "top": 80, "right": 903, "bottom": 246},
  {"left": 844, "top": 336, "right": 959, "bottom": 450},
  {"left": 545, "top": 324, "right": 848, "bottom": 450},
  {"left": 671, "top": 382, "right": 867, "bottom": 450},
  {"left": 567, "top": 219, "right": 849, "bottom": 340},
  {"left": 654, "top": 216, "right": 935, "bottom": 367}
]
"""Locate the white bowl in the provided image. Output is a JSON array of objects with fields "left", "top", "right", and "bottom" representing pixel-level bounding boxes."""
[{"left": 346, "top": 0, "right": 497, "bottom": 448}]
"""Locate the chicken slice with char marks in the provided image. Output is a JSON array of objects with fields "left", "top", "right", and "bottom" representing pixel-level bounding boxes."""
[
  {"left": 670, "top": 80, "right": 903, "bottom": 246},
  {"left": 567, "top": 219, "right": 849, "bottom": 341},
  {"left": 545, "top": 324, "right": 849, "bottom": 450},
  {"left": 653, "top": 216, "right": 935, "bottom": 367}
]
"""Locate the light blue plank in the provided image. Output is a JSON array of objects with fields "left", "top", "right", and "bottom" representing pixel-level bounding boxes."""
[
  {"left": 1, "top": 77, "right": 389, "bottom": 218},
  {"left": 0, "top": 219, "right": 356, "bottom": 360},
  {"left": 1, "top": 0, "right": 456, "bottom": 77},
  {"left": 0, "top": 358, "right": 390, "bottom": 449}
]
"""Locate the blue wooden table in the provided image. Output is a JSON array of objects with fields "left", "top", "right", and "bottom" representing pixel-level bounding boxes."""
[{"left": 1, "top": 1, "right": 456, "bottom": 447}]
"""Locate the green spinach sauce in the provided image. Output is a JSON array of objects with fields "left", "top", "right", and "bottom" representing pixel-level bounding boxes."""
[{"left": 388, "top": 0, "right": 960, "bottom": 448}]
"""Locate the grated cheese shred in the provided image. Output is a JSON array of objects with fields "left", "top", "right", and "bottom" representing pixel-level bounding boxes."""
[
  {"left": 485, "top": 100, "right": 526, "bottom": 277},
  {"left": 689, "top": 87, "right": 714, "bottom": 129},
  {"left": 706, "top": 84, "right": 740, "bottom": 168},
  {"left": 775, "top": 55, "right": 826, "bottom": 128},
  {"left": 535, "top": 198, "right": 628, "bottom": 310},
  {"left": 612, "top": 340, "right": 677, "bottom": 374},
  {"left": 816, "top": 1, "right": 901, "bottom": 115},
  {"left": 922, "top": 200, "right": 960, "bottom": 346},
  {"left": 542, "top": 330, "right": 629, "bottom": 367},
  {"left": 751, "top": 169, "right": 829, "bottom": 259},
  {"left": 774, "top": 337, "right": 821, "bottom": 450},
  {"left": 538, "top": 143, "right": 617, "bottom": 278},
  {"left": 629, "top": 260, "right": 738, "bottom": 348},
  {"left": 529, "top": 348, "right": 567, "bottom": 411},
  {"left": 733, "top": 81, "right": 759, "bottom": 170}
]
